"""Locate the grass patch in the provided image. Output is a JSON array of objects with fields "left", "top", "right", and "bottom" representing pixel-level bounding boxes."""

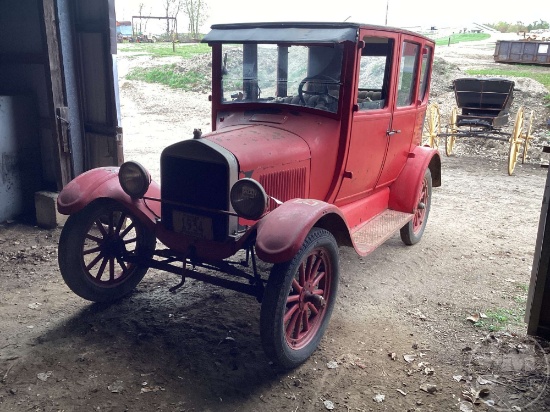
[
  {"left": 474, "top": 308, "right": 525, "bottom": 332},
  {"left": 473, "top": 283, "right": 529, "bottom": 332},
  {"left": 118, "top": 42, "right": 210, "bottom": 58},
  {"left": 465, "top": 67, "right": 550, "bottom": 91},
  {"left": 126, "top": 64, "right": 208, "bottom": 91},
  {"left": 435, "top": 33, "right": 490, "bottom": 46}
]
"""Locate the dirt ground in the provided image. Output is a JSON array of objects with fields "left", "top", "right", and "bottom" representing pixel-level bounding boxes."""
[{"left": 1, "top": 34, "right": 550, "bottom": 411}]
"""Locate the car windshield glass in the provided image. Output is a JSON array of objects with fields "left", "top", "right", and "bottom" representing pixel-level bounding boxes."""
[{"left": 221, "top": 43, "right": 343, "bottom": 113}]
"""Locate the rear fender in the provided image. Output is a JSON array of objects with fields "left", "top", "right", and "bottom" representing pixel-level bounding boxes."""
[
  {"left": 57, "top": 167, "right": 161, "bottom": 229},
  {"left": 389, "top": 146, "right": 441, "bottom": 213},
  {"left": 255, "top": 199, "right": 349, "bottom": 264}
]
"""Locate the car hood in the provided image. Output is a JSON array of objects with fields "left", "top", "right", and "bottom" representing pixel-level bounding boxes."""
[{"left": 205, "top": 124, "right": 311, "bottom": 174}]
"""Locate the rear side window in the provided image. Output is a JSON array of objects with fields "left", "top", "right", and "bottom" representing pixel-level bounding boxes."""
[
  {"left": 357, "top": 36, "right": 394, "bottom": 111},
  {"left": 418, "top": 45, "right": 432, "bottom": 101},
  {"left": 396, "top": 42, "right": 419, "bottom": 107}
]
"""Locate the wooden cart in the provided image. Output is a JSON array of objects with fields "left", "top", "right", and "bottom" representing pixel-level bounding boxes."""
[{"left": 422, "top": 78, "right": 535, "bottom": 175}]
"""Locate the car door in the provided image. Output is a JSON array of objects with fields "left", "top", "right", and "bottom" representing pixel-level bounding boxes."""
[
  {"left": 375, "top": 35, "right": 422, "bottom": 188},
  {"left": 335, "top": 30, "right": 399, "bottom": 204}
]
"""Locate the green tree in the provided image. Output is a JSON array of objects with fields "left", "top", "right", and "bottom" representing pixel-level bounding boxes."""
[{"left": 184, "top": 0, "right": 208, "bottom": 40}]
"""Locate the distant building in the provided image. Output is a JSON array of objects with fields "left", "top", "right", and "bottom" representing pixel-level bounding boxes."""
[{"left": 116, "top": 21, "right": 132, "bottom": 39}]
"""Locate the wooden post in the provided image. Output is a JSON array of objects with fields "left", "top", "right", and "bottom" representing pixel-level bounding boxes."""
[
  {"left": 526, "top": 146, "right": 550, "bottom": 338},
  {"left": 40, "top": 0, "right": 73, "bottom": 189}
]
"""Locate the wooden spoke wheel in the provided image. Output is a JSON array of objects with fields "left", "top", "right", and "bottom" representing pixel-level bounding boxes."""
[
  {"left": 522, "top": 110, "right": 535, "bottom": 164},
  {"left": 58, "top": 199, "right": 156, "bottom": 302},
  {"left": 422, "top": 103, "right": 441, "bottom": 148},
  {"left": 445, "top": 106, "right": 458, "bottom": 157},
  {"left": 508, "top": 107, "right": 525, "bottom": 176},
  {"left": 260, "top": 228, "right": 339, "bottom": 369}
]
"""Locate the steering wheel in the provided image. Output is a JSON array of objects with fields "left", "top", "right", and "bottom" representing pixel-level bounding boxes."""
[{"left": 298, "top": 75, "right": 339, "bottom": 105}]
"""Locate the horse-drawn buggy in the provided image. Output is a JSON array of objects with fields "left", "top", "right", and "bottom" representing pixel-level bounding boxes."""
[{"left": 422, "top": 77, "right": 535, "bottom": 175}]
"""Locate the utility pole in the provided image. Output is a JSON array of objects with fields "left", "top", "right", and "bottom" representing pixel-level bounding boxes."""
[{"left": 385, "top": 0, "right": 389, "bottom": 25}]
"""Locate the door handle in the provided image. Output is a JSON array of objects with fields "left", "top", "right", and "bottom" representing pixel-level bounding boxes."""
[{"left": 386, "top": 129, "right": 401, "bottom": 136}]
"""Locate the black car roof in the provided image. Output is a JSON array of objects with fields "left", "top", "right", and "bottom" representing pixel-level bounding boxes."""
[{"left": 202, "top": 22, "right": 431, "bottom": 44}]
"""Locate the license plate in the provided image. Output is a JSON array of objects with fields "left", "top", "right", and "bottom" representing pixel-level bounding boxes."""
[{"left": 172, "top": 211, "right": 213, "bottom": 240}]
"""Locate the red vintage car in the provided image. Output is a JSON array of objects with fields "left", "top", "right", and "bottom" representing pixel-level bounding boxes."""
[{"left": 57, "top": 22, "right": 441, "bottom": 369}]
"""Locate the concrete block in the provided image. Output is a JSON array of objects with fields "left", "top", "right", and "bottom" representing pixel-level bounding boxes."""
[{"left": 35, "top": 191, "right": 67, "bottom": 229}]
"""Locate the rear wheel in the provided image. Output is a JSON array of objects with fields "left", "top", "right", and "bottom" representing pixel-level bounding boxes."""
[
  {"left": 422, "top": 104, "right": 441, "bottom": 148},
  {"left": 400, "top": 169, "right": 432, "bottom": 245},
  {"left": 508, "top": 107, "right": 524, "bottom": 176},
  {"left": 260, "top": 228, "right": 339, "bottom": 369},
  {"left": 58, "top": 199, "right": 156, "bottom": 302},
  {"left": 445, "top": 106, "right": 458, "bottom": 156},
  {"left": 522, "top": 110, "right": 535, "bottom": 164}
]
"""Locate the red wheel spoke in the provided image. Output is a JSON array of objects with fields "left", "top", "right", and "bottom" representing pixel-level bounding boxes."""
[
  {"left": 85, "top": 234, "right": 103, "bottom": 243},
  {"left": 109, "top": 257, "right": 115, "bottom": 281},
  {"left": 284, "top": 303, "right": 300, "bottom": 324},
  {"left": 286, "top": 307, "right": 300, "bottom": 338},
  {"left": 291, "top": 279, "right": 302, "bottom": 293},
  {"left": 310, "top": 254, "right": 323, "bottom": 281},
  {"left": 305, "top": 255, "right": 314, "bottom": 281},
  {"left": 86, "top": 252, "right": 104, "bottom": 271},
  {"left": 292, "top": 309, "right": 303, "bottom": 339},
  {"left": 115, "top": 213, "right": 127, "bottom": 235},
  {"left": 311, "top": 270, "right": 326, "bottom": 288},
  {"left": 301, "top": 311, "right": 310, "bottom": 333},
  {"left": 83, "top": 245, "right": 102, "bottom": 255},
  {"left": 312, "top": 288, "right": 324, "bottom": 296},
  {"left": 120, "top": 222, "right": 135, "bottom": 238},
  {"left": 95, "top": 257, "right": 108, "bottom": 280},
  {"left": 287, "top": 294, "right": 300, "bottom": 303},
  {"left": 94, "top": 219, "right": 108, "bottom": 237},
  {"left": 116, "top": 257, "right": 128, "bottom": 275},
  {"left": 307, "top": 302, "right": 319, "bottom": 316},
  {"left": 298, "top": 263, "right": 305, "bottom": 287}
]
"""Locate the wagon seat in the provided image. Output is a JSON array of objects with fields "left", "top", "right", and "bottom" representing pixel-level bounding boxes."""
[{"left": 453, "top": 78, "right": 514, "bottom": 129}]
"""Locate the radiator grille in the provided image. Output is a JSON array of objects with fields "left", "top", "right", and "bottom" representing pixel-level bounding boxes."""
[{"left": 259, "top": 167, "right": 307, "bottom": 211}]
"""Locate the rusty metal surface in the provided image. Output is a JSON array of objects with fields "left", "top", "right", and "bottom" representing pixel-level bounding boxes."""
[
  {"left": 494, "top": 40, "right": 550, "bottom": 65},
  {"left": 351, "top": 209, "right": 413, "bottom": 255}
]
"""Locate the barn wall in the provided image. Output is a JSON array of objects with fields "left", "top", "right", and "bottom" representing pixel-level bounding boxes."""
[{"left": 0, "top": 0, "right": 52, "bottom": 222}]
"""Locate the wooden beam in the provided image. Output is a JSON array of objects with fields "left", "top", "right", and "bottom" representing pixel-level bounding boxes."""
[
  {"left": 40, "top": 0, "right": 73, "bottom": 189},
  {"left": 526, "top": 157, "right": 550, "bottom": 339}
]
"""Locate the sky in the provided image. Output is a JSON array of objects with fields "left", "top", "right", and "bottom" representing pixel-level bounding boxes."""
[{"left": 114, "top": 0, "right": 549, "bottom": 34}]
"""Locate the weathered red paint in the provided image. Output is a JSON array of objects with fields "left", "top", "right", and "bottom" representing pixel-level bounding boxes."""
[
  {"left": 57, "top": 167, "right": 161, "bottom": 230},
  {"left": 255, "top": 199, "right": 347, "bottom": 263},
  {"left": 388, "top": 146, "right": 440, "bottom": 213}
]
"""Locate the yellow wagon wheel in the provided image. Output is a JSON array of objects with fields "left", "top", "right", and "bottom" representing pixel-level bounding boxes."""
[
  {"left": 445, "top": 106, "right": 458, "bottom": 157},
  {"left": 508, "top": 107, "right": 525, "bottom": 176},
  {"left": 521, "top": 110, "right": 535, "bottom": 164},
  {"left": 422, "top": 103, "right": 441, "bottom": 148}
]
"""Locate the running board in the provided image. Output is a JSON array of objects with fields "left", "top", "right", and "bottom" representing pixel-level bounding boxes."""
[{"left": 351, "top": 210, "right": 413, "bottom": 256}]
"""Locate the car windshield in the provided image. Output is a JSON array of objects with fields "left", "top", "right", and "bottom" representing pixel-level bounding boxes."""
[{"left": 221, "top": 43, "right": 344, "bottom": 113}]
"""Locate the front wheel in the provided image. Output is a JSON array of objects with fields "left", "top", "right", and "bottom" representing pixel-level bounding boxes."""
[
  {"left": 260, "top": 228, "right": 339, "bottom": 369},
  {"left": 58, "top": 199, "right": 156, "bottom": 302},
  {"left": 400, "top": 168, "right": 432, "bottom": 245}
]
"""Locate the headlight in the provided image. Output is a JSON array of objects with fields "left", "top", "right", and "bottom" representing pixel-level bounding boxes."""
[
  {"left": 230, "top": 178, "right": 268, "bottom": 220},
  {"left": 118, "top": 161, "right": 151, "bottom": 199}
]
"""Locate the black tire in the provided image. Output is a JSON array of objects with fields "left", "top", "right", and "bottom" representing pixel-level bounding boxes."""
[
  {"left": 400, "top": 168, "right": 432, "bottom": 245},
  {"left": 260, "top": 228, "right": 339, "bottom": 369},
  {"left": 58, "top": 199, "right": 156, "bottom": 302}
]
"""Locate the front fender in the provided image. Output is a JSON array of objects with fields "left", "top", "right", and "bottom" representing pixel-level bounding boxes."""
[
  {"left": 57, "top": 167, "right": 161, "bottom": 228},
  {"left": 388, "top": 146, "right": 441, "bottom": 213},
  {"left": 255, "top": 199, "right": 347, "bottom": 264}
]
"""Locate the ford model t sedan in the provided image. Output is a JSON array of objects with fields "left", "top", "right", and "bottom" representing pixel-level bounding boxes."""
[{"left": 57, "top": 22, "right": 441, "bottom": 369}]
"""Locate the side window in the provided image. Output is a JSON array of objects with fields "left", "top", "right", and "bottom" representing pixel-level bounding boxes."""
[
  {"left": 418, "top": 45, "right": 432, "bottom": 101},
  {"left": 357, "top": 37, "right": 393, "bottom": 111},
  {"left": 396, "top": 42, "right": 420, "bottom": 107}
]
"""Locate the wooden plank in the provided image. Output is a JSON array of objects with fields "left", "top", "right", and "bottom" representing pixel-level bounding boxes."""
[
  {"left": 526, "top": 152, "right": 550, "bottom": 338},
  {"left": 40, "top": 0, "right": 73, "bottom": 189}
]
